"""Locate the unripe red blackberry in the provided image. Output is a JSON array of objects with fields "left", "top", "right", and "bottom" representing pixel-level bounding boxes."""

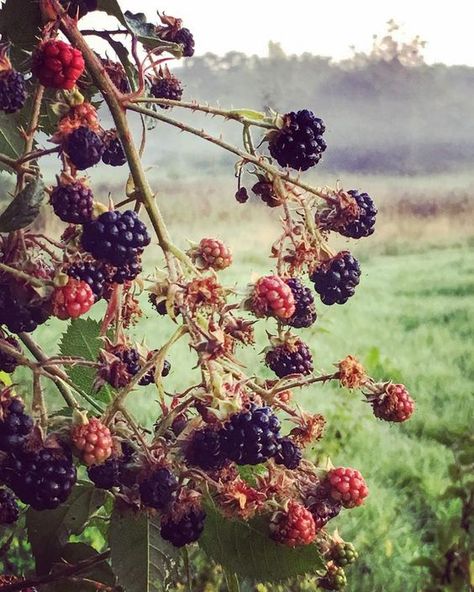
[
  {"left": 2, "top": 446, "right": 76, "bottom": 510},
  {"left": 196, "top": 238, "right": 232, "bottom": 270},
  {"left": 326, "top": 467, "right": 368, "bottom": 509},
  {"left": 59, "top": 0, "right": 98, "bottom": 18},
  {"left": 270, "top": 500, "right": 317, "bottom": 547},
  {"left": 0, "top": 70, "right": 27, "bottom": 114},
  {"left": 0, "top": 335, "right": 21, "bottom": 373},
  {"left": 284, "top": 278, "right": 317, "bottom": 329},
  {"left": 0, "top": 396, "right": 34, "bottom": 452},
  {"left": 65, "top": 126, "right": 105, "bottom": 170},
  {"left": 185, "top": 427, "right": 227, "bottom": 471},
  {"left": 319, "top": 565, "right": 347, "bottom": 590},
  {"left": 139, "top": 467, "right": 179, "bottom": 510},
  {"left": 102, "top": 135, "right": 127, "bottom": 167},
  {"left": 339, "top": 190, "right": 377, "bottom": 239},
  {"left": 0, "top": 283, "right": 50, "bottom": 334},
  {"left": 330, "top": 541, "right": 358, "bottom": 567},
  {"left": 310, "top": 252, "right": 361, "bottom": 306},
  {"left": 50, "top": 179, "right": 93, "bottom": 224},
  {"left": 32, "top": 40, "right": 85, "bottom": 90},
  {"left": 161, "top": 506, "right": 206, "bottom": 547},
  {"left": 81, "top": 210, "right": 151, "bottom": 266},
  {"left": 52, "top": 278, "right": 95, "bottom": 320},
  {"left": 150, "top": 72, "right": 183, "bottom": 107},
  {"left": 265, "top": 338, "right": 313, "bottom": 378},
  {"left": 274, "top": 437, "right": 302, "bottom": 469},
  {"left": 252, "top": 275, "right": 295, "bottom": 320},
  {"left": 269, "top": 110, "right": 326, "bottom": 171},
  {"left": 67, "top": 260, "right": 109, "bottom": 300},
  {"left": 371, "top": 383, "right": 415, "bottom": 422},
  {"left": 71, "top": 417, "right": 113, "bottom": 466},
  {"left": 0, "top": 488, "right": 19, "bottom": 524},
  {"left": 220, "top": 403, "right": 281, "bottom": 465}
]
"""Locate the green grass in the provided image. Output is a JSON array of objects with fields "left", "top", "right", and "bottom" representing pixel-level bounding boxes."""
[{"left": 26, "top": 243, "right": 473, "bottom": 592}]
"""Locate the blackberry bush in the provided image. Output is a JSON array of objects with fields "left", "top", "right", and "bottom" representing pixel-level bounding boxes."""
[{"left": 0, "top": 3, "right": 415, "bottom": 589}]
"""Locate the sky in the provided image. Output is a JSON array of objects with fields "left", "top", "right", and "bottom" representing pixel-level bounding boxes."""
[{"left": 84, "top": 0, "right": 474, "bottom": 66}]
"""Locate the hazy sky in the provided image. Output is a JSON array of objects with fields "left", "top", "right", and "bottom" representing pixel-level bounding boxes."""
[{"left": 86, "top": 0, "right": 474, "bottom": 65}]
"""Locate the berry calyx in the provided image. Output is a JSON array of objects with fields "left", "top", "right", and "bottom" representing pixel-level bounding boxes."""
[
  {"left": 65, "top": 126, "right": 105, "bottom": 170},
  {"left": 100, "top": 57, "right": 130, "bottom": 93},
  {"left": 268, "top": 110, "right": 326, "bottom": 171},
  {"left": 52, "top": 278, "right": 95, "bottom": 320},
  {"left": 71, "top": 417, "right": 113, "bottom": 466},
  {"left": 0, "top": 487, "right": 19, "bottom": 524},
  {"left": 310, "top": 252, "right": 361, "bottom": 306},
  {"left": 270, "top": 500, "right": 317, "bottom": 547},
  {"left": 0, "top": 69, "right": 27, "bottom": 114},
  {"left": 220, "top": 403, "right": 281, "bottom": 465},
  {"left": 0, "top": 335, "right": 21, "bottom": 373},
  {"left": 32, "top": 40, "right": 85, "bottom": 90},
  {"left": 81, "top": 210, "right": 151, "bottom": 266},
  {"left": 274, "top": 437, "right": 302, "bottom": 469},
  {"left": 251, "top": 275, "right": 295, "bottom": 320},
  {"left": 195, "top": 238, "right": 232, "bottom": 271},
  {"left": 161, "top": 505, "right": 206, "bottom": 547},
  {"left": 326, "top": 467, "right": 369, "bottom": 508},
  {"left": 371, "top": 383, "right": 415, "bottom": 422},
  {"left": 139, "top": 467, "right": 179, "bottom": 510},
  {"left": 284, "top": 278, "right": 317, "bottom": 329},
  {"left": 185, "top": 427, "right": 227, "bottom": 471},
  {"left": 265, "top": 337, "right": 313, "bottom": 378},
  {"left": 339, "top": 190, "right": 377, "bottom": 239},
  {"left": 50, "top": 179, "right": 94, "bottom": 224}
]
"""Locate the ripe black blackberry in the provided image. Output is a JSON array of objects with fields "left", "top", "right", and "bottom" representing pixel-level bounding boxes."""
[
  {"left": 0, "top": 335, "right": 21, "bottom": 373},
  {"left": 269, "top": 110, "right": 326, "bottom": 171},
  {"left": 0, "top": 283, "right": 50, "bottom": 334},
  {"left": 0, "top": 488, "right": 19, "bottom": 524},
  {"left": 173, "top": 28, "right": 195, "bottom": 57},
  {"left": 284, "top": 278, "right": 317, "bottom": 329},
  {"left": 339, "top": 190, "right": 377, "bottom": 239},
  {"left": 185, "top": 427, "right": 226, "bottom": 471},
  {"left": 65, "top": 126, "right": 105, "bottom": 170},
  {"left": 235, "top": 187, "right": 249, "bottom": 203},
  {"left": 251, "top": 181, "right": 281, "bottom": 208},
  {"left": 81, "top": 210, "right": 151, "bottom": 266},
  {"left": 3, "top": 446, "right": 76, "bottom": 510},
  {"left": 67, "top": 260, "right": 109, "bottom": 300},
  {"left": 102, "top": 136, "right": 127, "bottom": 167},
  {"left": 139, "top": 356, "right": 171, "bottom": 386},
  {"left": 265, "top": 338, "right": 313, "bottom": 378},
  {"left": 150, "top": 75, "right": 183, "bottom": 107},
  {"left": 0, "top": 397, "right": 34, "bottom": 452},
  {"left": 50, "top": 180, "right": 93, "bottom": 224},
  {"left": 112, "top": 258, "right": 142, "bottom": 284},
  {"left": 118, "top": 348, "right": 141, "bottom": 376},
  {"left": 274, "top": 437, "right": 302, "bottom": 470},
  {"left": 310, "top": 252, "right": 361, "bottom": 306},
  {"left": 139, "top": 467, "right": 179, "bottom": 510},
  {"left": 87, "top": 454, "right": 133, "bottom": 490},
  {"left": 220, "top": 404, "right": 281, "bottom": 465},
  {"left": 161, "top": 506, "right": 206, "bottom": 547},
  {"left": 60, "top": 0, "right": 97, "bottom": 18},
  {"left": 0, "top": 70, "right": 27, "bottom": 114}
]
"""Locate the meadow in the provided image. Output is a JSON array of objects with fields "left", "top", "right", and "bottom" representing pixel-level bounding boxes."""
[{"left": 20, "top": 174, "right": 473, "bottom": 591}]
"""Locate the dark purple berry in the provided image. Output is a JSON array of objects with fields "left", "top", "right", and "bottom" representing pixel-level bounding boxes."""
[
  {"left": 305, "top": 489, "right": 342, "bottom": 529},
  {"left": 310, "top": 252, "right": 361, "bottom": 305},
  {"left": 274, "top": 437, "right": 302, "bottom": 469},
  {"left": 161, "top": 506, "right": 206, "bottom": 547},
  {"left": 265, "top": 339, "right": 313, "bottom": 378},
  {"left": 67, "top": 260, "right": 109, "bottom": 300},
  {"left": 0, "top": 488, "right": 19, "bottom": 524},
  {"left": 0, "top": 336, "right": 21, "bottom": 373},
  {"left": 173, "top": 28, "right": 195, "bottom": 57},
  {"left": 235, "top": 187, "right": 249, "bottom": 204},
  {"left": 0, "top": 70, "right": 27, "bottom": 114},
  {"left": 50, "top": 181, "right": 93, "bottom": 224},
  {"left": 65, "top": 126, "right": 104, "bottom": 170},
  {"left": 252, "top": 181, "right": 280, "bottom": 208},
  {"left": 0, "top": 397, "right": 33, "bottom": 452},
  {"left": 102, "top": 136, "right": 127, "bottom": 167},
  {"left": 185, "top": 427, "right": 226, "bottom": 471},
  {"left": 284, "top": 278, "right": 317, "bottom": 329},
  {"left": 150, "top": 75, "right": 183, "bottom": 106},
  {"left": 139, "top": 467, "right": 178, "bottom": 510},
  {"left": 339, "top": 190, "right": 377, "bottom": 239},
  {"left": 0, "top": 283, "right": 50, "bottom": 334},
  {"left": 112, "top": 258, "right": 142, "bottom": 284},
  {"left": 88, "top": 457, "right": 121, "bottom": 489}
]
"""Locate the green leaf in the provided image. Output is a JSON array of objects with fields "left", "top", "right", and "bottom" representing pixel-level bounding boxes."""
[
  {"left": 59, "top": 318, "right": 114, "bottom": 404},
  {"left": 26, "top": 484, "right": 109, "bottom": 574},
  {"left": 0, "top": 178, "right": 45, "bottom": 231},
  {"left": 0, "top": 0, "right": 42, "bottom": 50},
  {"left": 109, "top": 505, "right": 179, "bottom": 592},
  {"left": 0, "top": 113, "right": 25, "bottom": 173},
  {"left": 199, "top": 501, "right": 324, "bottom": 582},
  {"left": 237, "top": 464, "right": 267, "bottom": 487}
]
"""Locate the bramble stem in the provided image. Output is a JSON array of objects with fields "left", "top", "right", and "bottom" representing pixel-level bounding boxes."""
[{"left": 0, "top": 262, "right": 53, "bottom": 288}]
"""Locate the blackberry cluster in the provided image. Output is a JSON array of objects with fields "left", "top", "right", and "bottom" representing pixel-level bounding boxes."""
[
  {"left": 102, "top": 136, "right": 127, "bottom": 167},
  {"left": 87, "top": 442, "right": 135, "bottom": 490},
  {"left": 60, "top": 0, "right": 97, "bottom": 18},
  {"left": 285, "top": 278, "right": 317, "bottom": 328},
  {"left": 173, "top": 28, "right": 195, "bottom": 57},
  {"left": 81, "top": 210, "right": 151, "bottom": 266},
  {"left": 50, "top": 181, "right": 93, "bottom": 224},
  {"left": 2, "top": 446, "right": 76, "bottom": 510},
  {"left": 0, "top": 70, "right": 27, "bottom": 114},
  {"left": 65, "top": 126, "right": 105, "bottom": 170},
  {"left": 112, "top": 258, "right": 142, "bottom": 284},
  {"left": 310, "top": 252, "right": 361, "bottom": 306},
  {"left": 139, "top": 467, "right": 178, "bottom": 510},
  {"left": 0, "top": 397, "right": 33, "bottom": 452},
  {"left": 161, "top": 507, "right": 206, "bottom": 547},
  {"left": 274, "top": 437, "right": 302, "bottom": 470},
  {"left": 0, "top": 283, "right": 50, "bottom": 334},
  {"left": 221, "top": 404, "right": 281, "bottom": 465},
  {"left": 67, "top": 260, "right": 109, "bottom": 300},
  {"left": 339, "top": 190, "right": 377, "bottom": 239},
  {"left": 0, "top": 335, "right": 21, "bottom": 373},
  {"left": 117, "top": 347, "right": 141, "bottom": 376},
  {"left": 139, "top": 355, "right": 171, "bottom": 386},
  {"left": 265, "top": 339, "right": 313, "bottom": 378},
  {"left": 269, "top": 110, "right": 326, "bottom": 171},
  {"left": 150, "top": 75, "right": 183, "bottom": 106},
  {"left": 185, "top": 427, "right": 226, "bottom": 471},
  {"left": 0, "top": 488, "right": 19, "bottom": 524}
]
